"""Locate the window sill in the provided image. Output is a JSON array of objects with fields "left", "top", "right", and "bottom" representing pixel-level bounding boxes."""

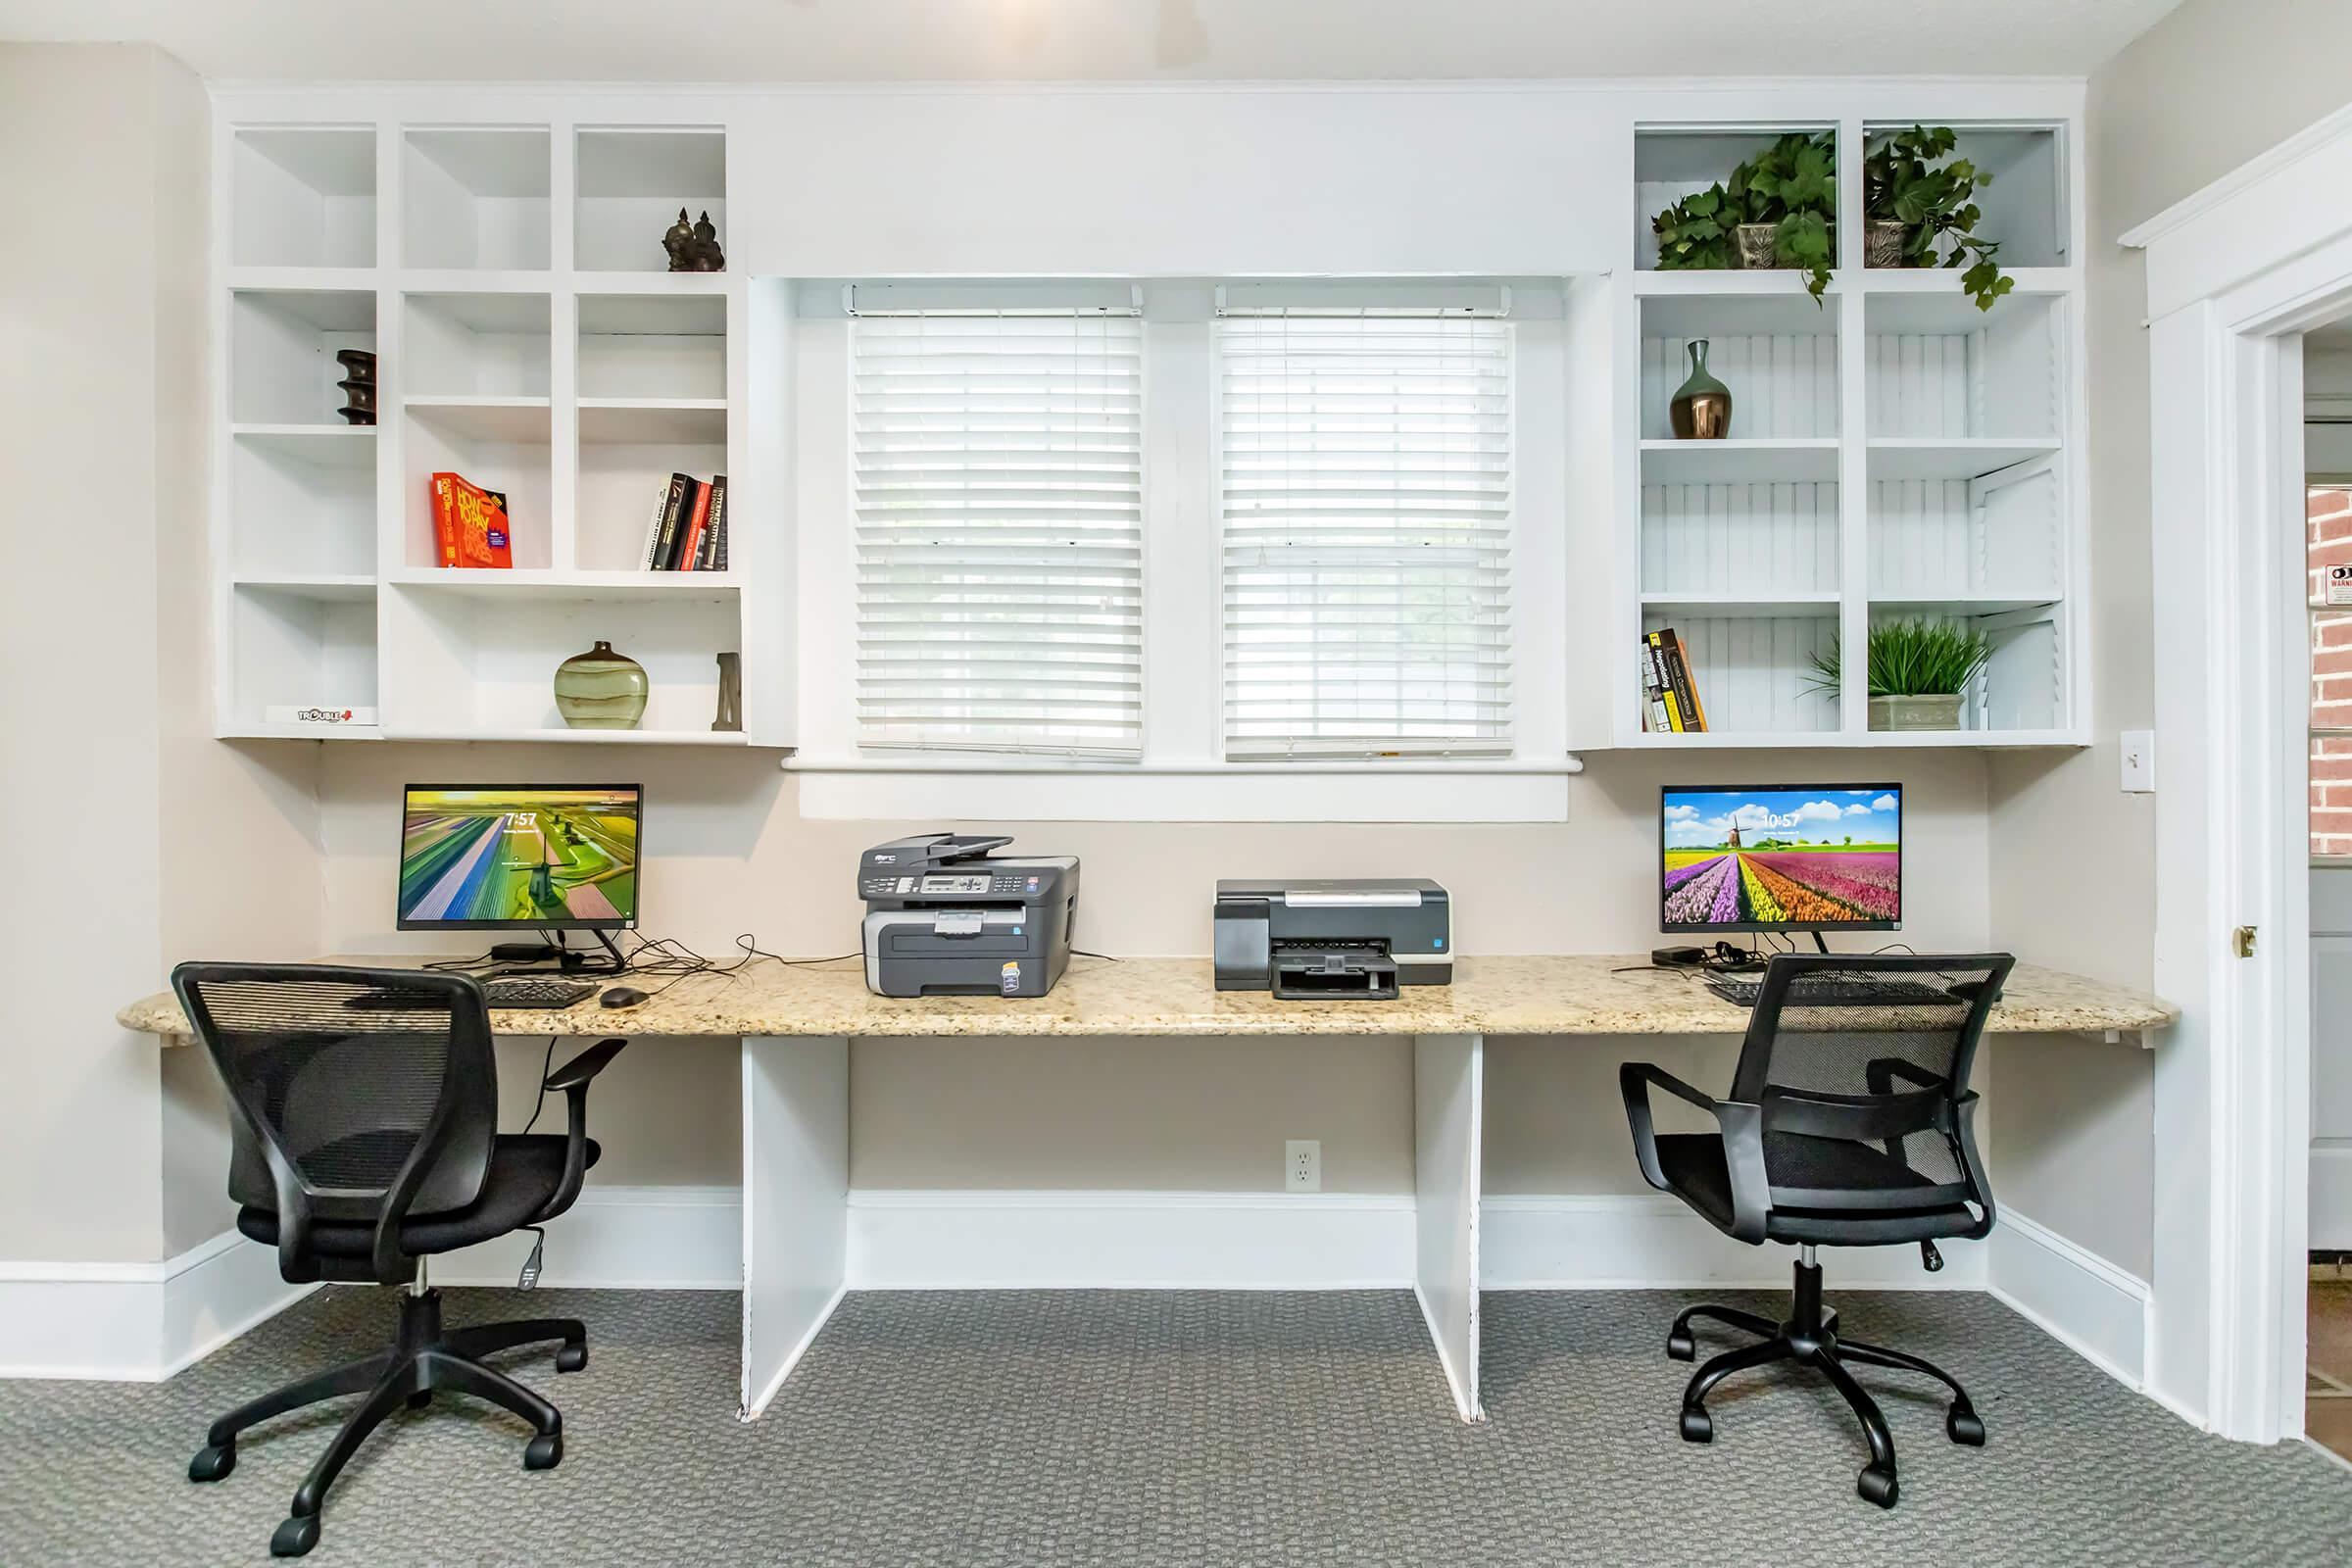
[{"left": 784, "top": 754, "right": 1583, "bottom": 823}]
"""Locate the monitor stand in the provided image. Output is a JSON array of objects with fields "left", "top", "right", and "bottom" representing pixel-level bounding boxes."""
[{"left": 485, "top": 929, "right": 626, "bottom": 981}]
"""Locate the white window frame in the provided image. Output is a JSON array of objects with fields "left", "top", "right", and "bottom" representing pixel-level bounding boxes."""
[{"left": 788, "top": 278, "right": 1582, "bottom": 823}]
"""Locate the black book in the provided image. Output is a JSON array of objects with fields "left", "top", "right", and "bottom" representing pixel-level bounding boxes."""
[
  {"left": 650, "top": 472, "right": 692, "bottom": 571},
  {"left": 702, "top": 474, "right": 728, "bottom": 571}
]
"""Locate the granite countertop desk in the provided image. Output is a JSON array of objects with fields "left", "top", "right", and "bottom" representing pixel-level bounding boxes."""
[
  {"left": 118, "top": 955, "right": 2179, "bottom": 1042},
  {"left": 117, "top": 951, "right": 2178, "bottom": 1425}
]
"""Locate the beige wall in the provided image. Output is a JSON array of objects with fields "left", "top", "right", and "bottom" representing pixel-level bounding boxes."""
[
  {"left": 0, "top": 42, "right": 323, "bottom": 1262},
  {"left": 1985, "top": 0, "right": 2352, "bottom": 1282},
  {"left": 320, "top": 743, "right": 1993, "bottom": 1193}
]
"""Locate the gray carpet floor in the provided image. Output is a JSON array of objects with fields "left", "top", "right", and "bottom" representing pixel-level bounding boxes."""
[{"left": 2, "top": 1286, "right": 2349, "bottom": 1564}]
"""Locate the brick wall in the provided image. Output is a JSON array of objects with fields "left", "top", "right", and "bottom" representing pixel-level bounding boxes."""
[{"left": 2311, "top": 487, "right": 2352, "bottom": 858}]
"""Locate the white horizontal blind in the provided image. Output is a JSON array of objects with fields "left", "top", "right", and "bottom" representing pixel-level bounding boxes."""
[
  {"left": 854, "top": 312, "right": 1145, "bottom": 757},
  {"left": 1219, "top": 316, "right": 1515, "bottom": 760}
]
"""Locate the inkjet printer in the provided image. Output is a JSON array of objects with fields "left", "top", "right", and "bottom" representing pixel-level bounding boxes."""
[
  {"left": 1212, "top": 878, "right": 1452, "bottom": 1001},
  {"left": 858, "top": 834, "right": 1080, "bottom": 998}
]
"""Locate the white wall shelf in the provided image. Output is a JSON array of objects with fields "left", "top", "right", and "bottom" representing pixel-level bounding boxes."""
[
  {"left": 1867, "top": 439, "right": 2063, "bottom": 481},
  {"left": 231, "top": 572, "right": 379, "bottom": 603},
  {"left": 231, "top": 126, "right": 375, "bottom": 269},
  {"left": 1617, "top": 113, "right": 2087, "bottom": 750},
  {"left": 404, "top": 395, "right": 555, "bottom": 443},
  {"left": 402, "top": 127, "right": 552, "bottom": 271},
  {"left": 385, "top": 567, "right": 738, "bottom": 603},
  {"left": 575, "top": 126, "right": 726, "bottom": 274},
  {"left": 214, "top": 114, "right": 771, "bottom": 746},
  {"left": 578, "top": 398, "right": 728, "bottom": 445},
  {"left": 1639, "top": 438, "right": 1839, "bottom": 484}
]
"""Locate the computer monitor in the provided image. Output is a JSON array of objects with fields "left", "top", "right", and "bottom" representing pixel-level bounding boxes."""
[
  {"left": 398, "top": 784, "right": 642, "bottom": 931},
  {"left": 1661, "top": 783, "right": 1901, "bottom": 934}
]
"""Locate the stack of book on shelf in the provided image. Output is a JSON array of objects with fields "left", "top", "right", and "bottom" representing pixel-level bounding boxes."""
[
  {"left": 642, "top": 472, "right": 729, "bottom": 571},
  {"left": 429, "top": 472, "right": 514, "bottom": 569},
  {"left": 1642, "top": 628, "right": 1709, "bottom": 733}
]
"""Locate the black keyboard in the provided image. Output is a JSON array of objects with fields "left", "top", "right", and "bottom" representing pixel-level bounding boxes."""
[
  {"left": 1705, "top": 973, "right": 1958, "bottom": 1008},
  {"left": 480, "top": 977, "right": 601, "bottom": 1009}
]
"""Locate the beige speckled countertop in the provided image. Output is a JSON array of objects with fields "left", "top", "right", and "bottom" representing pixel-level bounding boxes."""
[{"left": 117, "top": 955, "right": 2177, "bottom": 1042}]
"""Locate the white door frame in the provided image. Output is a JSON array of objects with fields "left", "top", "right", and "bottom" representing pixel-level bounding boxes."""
[{"left": 2126, "top": 103, "right": 2352, "bottom": 1443}]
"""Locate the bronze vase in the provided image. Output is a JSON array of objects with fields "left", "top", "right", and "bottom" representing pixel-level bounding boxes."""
[{"left": 1669, "top": 340, "right": 1733, "bottom": 440}]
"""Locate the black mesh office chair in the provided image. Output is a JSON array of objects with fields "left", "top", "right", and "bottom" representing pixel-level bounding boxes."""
[
  {"left": 171, "top": 963, "right": 626, "bottom": 1557},
  {"left": 1619, "top": 951, "right": 2013, "bottom": 1508}
]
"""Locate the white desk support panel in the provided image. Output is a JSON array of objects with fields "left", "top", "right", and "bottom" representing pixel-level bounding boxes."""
[{"left": 118, "top": 955, "right": 2176, "bottom": 1426}]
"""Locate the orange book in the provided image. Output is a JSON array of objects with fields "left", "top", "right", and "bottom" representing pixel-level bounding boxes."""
[
  {"left": 429, "top": 472, "right": 514, "bottom": 569},
  {"left": 674, "top": 478, "right": 712, "bottom": 571},
  {"left": 430, "top": 473, "right": 459, "bottom": 566}
]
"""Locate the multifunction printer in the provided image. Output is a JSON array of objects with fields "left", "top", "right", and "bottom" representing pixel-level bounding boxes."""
[
  {"left": 1212, "top": 878, "right": 1452, "bottom": 1000},
  {"left": 858, "top": 834, "right": 1080, "bottom": 998}
]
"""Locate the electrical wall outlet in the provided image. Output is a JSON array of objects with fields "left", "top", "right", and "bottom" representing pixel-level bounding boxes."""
[{"left": 1285, "top": 1139, "right": 1321, "bottom": 1193}]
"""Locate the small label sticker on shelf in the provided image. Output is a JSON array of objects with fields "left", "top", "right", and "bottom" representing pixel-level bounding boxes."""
[{"left": 265, "top": 705, "right": 378, "bottom": 726}]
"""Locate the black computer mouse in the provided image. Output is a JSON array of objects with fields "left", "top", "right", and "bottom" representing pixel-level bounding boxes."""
[{"left": 599, "top": 986, "right": 650, "bottom": 1008}]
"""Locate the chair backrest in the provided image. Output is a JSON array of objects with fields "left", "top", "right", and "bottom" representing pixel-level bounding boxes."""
[
  {"left": 1732, "top": 952, "right": 2013, "bottom": 1213},
  {"left": 171, "top": 964, "right": 498, "bottom": 1227}
]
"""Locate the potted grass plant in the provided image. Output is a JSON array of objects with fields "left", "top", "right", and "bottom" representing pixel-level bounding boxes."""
[{"left": 1802, "top": 618, "right": 1993, "bottom": 731}]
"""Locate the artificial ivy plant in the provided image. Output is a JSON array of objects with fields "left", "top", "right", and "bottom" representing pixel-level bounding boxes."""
[
  {"left": 1652, "top": 131, "right": 1837, "bottom": 302},
  {"left": 1863, "top": 124, "right": 2015, "bottom": 311}
]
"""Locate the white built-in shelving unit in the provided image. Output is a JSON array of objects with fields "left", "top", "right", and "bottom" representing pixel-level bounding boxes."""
[
  {"left": 1616, "top": 118, "right": 2087, "bottom": 748},
  {"left": 213, "top": 118, "right": 778, "bottom": 745}
]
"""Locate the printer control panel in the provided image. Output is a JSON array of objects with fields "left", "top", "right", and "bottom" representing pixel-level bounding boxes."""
[{"left": 860, "top": 871, "right": 1043, "bottom": 899}]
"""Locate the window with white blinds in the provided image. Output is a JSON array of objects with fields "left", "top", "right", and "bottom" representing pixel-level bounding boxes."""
[
  {"left": 1217, "top": 315, "right": 1515, "bottom": 760},
  {"left": 853, "top": 311, "right": 1145, "bottom": 757}
]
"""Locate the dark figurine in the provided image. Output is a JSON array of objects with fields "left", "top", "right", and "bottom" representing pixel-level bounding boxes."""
[
  {"left": 687, "top": 210, "right": 724, "bottom": 272},
  {"left": 662, "top": 208, "right": 696, "bottom": 272},
  {"left": 333, "top": 348, "right": 376, "bottom": 426}
]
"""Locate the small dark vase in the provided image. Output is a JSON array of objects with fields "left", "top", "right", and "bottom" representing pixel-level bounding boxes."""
[
  {"left": 1669, "top": 340, "right": 1733, "bottom": 440},
  {"left": 334, "top": 349, "right": 377, "bottom": 427}
]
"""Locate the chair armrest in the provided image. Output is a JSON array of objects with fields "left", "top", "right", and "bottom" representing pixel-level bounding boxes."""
[
  {"left": 1953, "top": 1091, "right": 1995, "bottom": 1239},
  {"left": 545, "top": 1038, "right": 626, "bottom": 1092},
  {"left": 530, "top": 1040, "right": 627, "bottom": 1225},
  {"left": 1619, "top": 1062, "right": 1770, "bottom": 1245},
  {"left": 1864, "top": 1054, "right": 1942, "bottom": 1097}
]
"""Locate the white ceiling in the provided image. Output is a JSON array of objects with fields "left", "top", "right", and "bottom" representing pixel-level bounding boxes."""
[{"left": 0, "top": 0, "right": 2185, "bottom": 83}]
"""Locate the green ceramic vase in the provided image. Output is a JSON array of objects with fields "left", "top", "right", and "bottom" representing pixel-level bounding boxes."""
[{"left": 553, "top": 640, "right": 649, "bottom": 729}]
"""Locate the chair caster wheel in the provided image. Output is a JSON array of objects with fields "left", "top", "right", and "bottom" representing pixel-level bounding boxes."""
[
  {"left": 555, "top": 1342, "right": 587, "bottom": 1373},
  {"left": 187, "top": 1442, "right": 235, "bottom": 1483},
  {"left": 407, "top": 1390, "right": 433, "bottom": 1409},
  {"left": 524, "top": 1431, "right": 564, "bottom": 1470},
  {"left": 270, "top": 1513, "right": 320, "bottom": 1557},
  {"left": 1666, "top": 1328, "right": 1695, "bottom": 1361},
  {"left": 1857, "top": 1465, "right": 1899, "bottom": 1509},
  {"left": 1679, "top": 1405, "right": 1712, "bottom": 1444},
  {"left": 1947, "top": 1405, "right": 1985, "bottom": 1446}
]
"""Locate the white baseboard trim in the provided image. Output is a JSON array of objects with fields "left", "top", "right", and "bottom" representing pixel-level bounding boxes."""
[
  {"left": 1480, "top": 1194, "right": 1986, "bottom": 1290},
  {"left": 6, "top": 1191, "right": 2157, "bottom": 1388},
  {"left": 0, "top": 1230, "right": 315, "bottom": 1382},
  {"left": 1985, "top": 1209, "right": 2151, "bottom": 1392},
  {"left": 847, "top": 1189, "right": 1418, "bottom": 1289},
  {"left": 430, "top": 1184, "right": 743, "bottom": 1290}
]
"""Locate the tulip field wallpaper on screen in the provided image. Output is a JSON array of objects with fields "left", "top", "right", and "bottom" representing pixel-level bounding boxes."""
[{"left": 1661, "top": 785, "right": 1901, "bottom": 929}]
